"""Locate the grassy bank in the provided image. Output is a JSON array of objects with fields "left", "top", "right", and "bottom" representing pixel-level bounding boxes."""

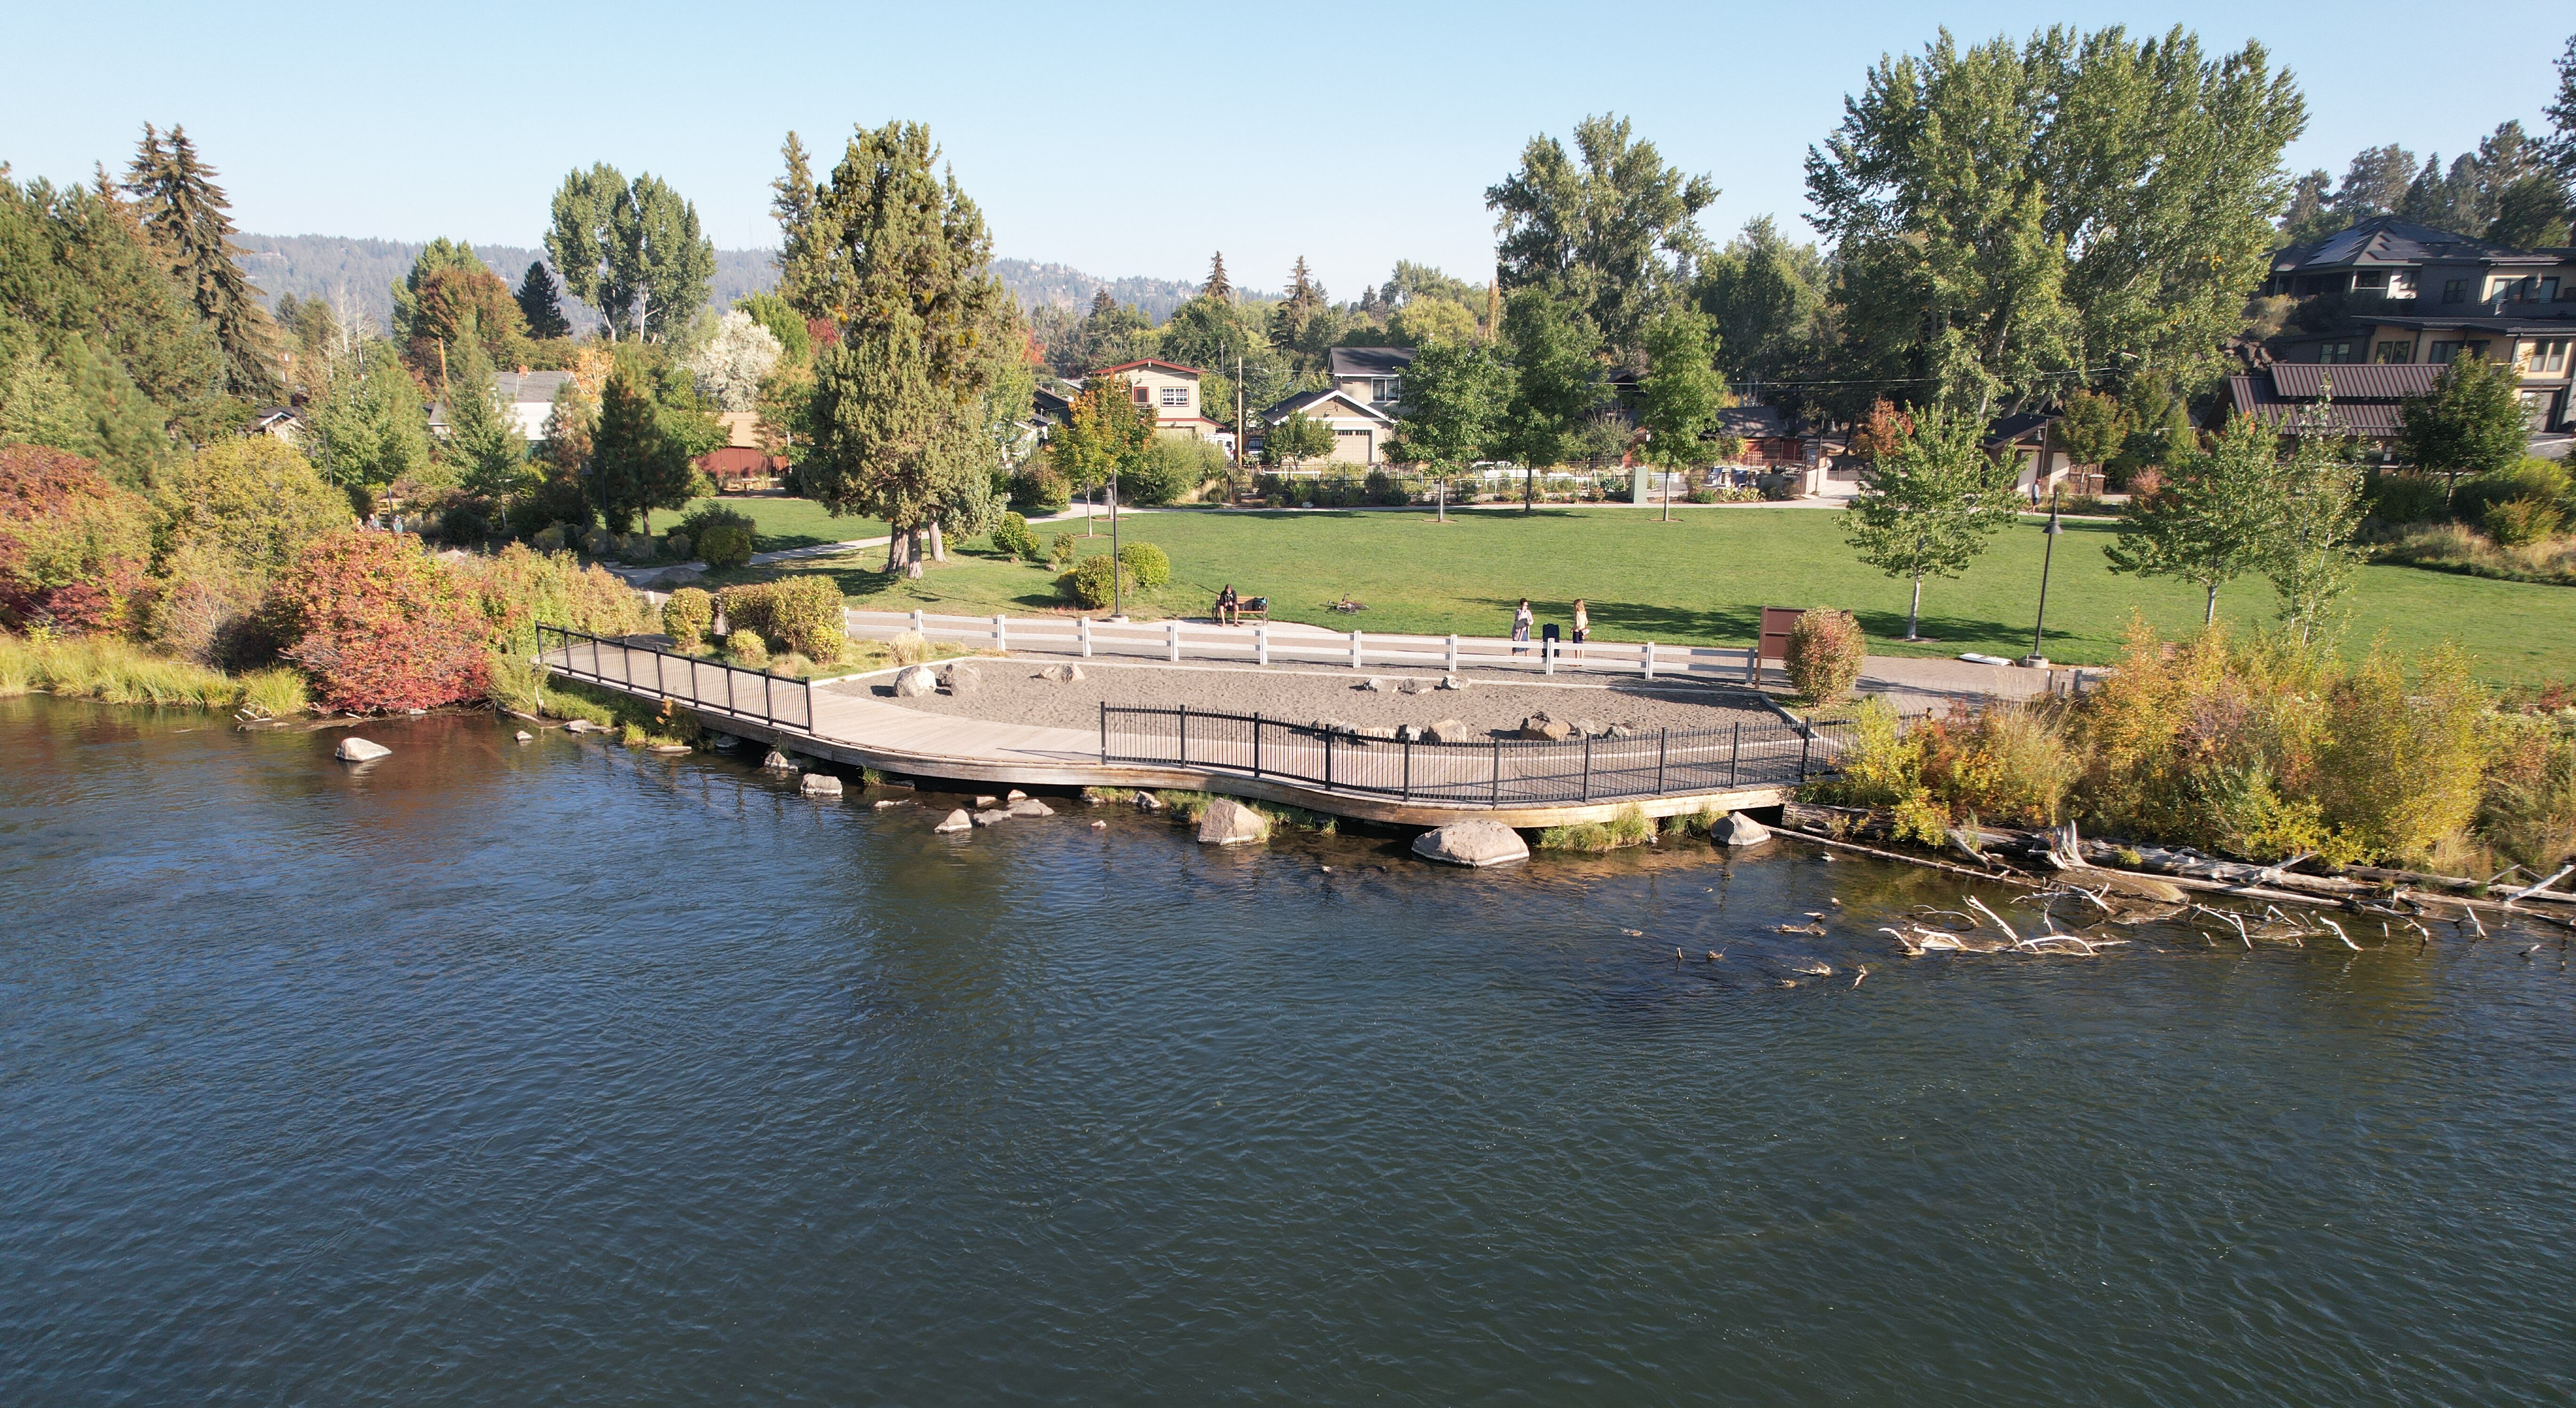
[
  {"left": 673, "top": 495, "right": 889, "bottom": 555},
  {"left": 0, "top": 633, "right": 309, "bottom": 715},
  {"left": 717, "top": 505, "right": 2575, "bottom": 684}
]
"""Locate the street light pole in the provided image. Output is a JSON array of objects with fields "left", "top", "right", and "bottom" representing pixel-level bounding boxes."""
[
  {"left": 2026, "top": 487, "right": 2061, "bottom": 666},
  {"left": 1110, "top": 465, "right": 1123, "bottom": 620}
]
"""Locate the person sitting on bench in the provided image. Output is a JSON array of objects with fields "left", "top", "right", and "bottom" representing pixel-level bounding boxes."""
[{"left": 1214, "top": 584, "right": 1239, "bottom": 626}]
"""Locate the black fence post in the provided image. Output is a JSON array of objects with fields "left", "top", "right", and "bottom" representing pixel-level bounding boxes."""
[
  {"left": 1581, "top": 733, "right": 1594, "bottom": 802},
  {"left": 1099, "top": 701, "right": 1107, "bottom": 763},
  {"left": 1178, "top": 704, "right": 1188, "bottom": 767},
  {"left": 1490, "top": 740, "right": 1502, "bottom": 806},
  {"left": 764, "top": 673, "right": 774, "bottom": 725},
  {"left": 1799, "top": 728, "right": 1813, "bottom": 784},
  {"left": 1656, "top": 728, "right": 1668, "bottom": 795},
  {"left": 1325, "top": 730, "right": 1336, "bottom": 791},
  {"left": 1403, "top": 737, "right": 1413, "bottom": 802},
  {"left": 1729, "top": 721, "right": 1741, "bottom": 789},
  {"left": 1252, "top": 713, "right": 1263, "bottom": 778}
]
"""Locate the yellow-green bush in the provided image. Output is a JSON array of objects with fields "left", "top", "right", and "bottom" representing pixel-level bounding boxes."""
[
  {"left": 1785, "top": 608, "right": 1865, "bottom": 705},
  {"left": 725, "top": 629, "right": 768, "bottom": 668},
  {"left": 1538, "top": 804, "right": 1656, "bottom": 852},
  {"left": 717, "top": 577, "right": 845, "bottom": 662},
  {"left": 662, "top": 587, "right": 714, "bottom": 651}
]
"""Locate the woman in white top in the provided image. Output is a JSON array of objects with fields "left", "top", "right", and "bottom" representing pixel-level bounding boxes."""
[
  {"left": 1570, "top": 599, "right": 1588, "bottom": 665},
  {"left": 1512, "top": 599, "right": 1533, "bottom": 656}
]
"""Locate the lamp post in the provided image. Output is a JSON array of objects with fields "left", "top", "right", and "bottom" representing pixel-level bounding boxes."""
[
  {"left": 1109, "top": 464, "right": 1123, "bottom": 621},
  {"left": 2024, "top": 487, "right": 2061, "bottom": 667}
]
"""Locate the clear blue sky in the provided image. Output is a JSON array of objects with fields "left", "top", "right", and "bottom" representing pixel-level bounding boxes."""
[{"left": 8, "top": 2, "right": 2569, "bottom": 299}]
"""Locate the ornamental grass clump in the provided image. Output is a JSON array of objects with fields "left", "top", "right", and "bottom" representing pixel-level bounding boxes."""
[
  {"left": 1538, "top": 804, "right": 1656, "bottom": 852},
  {"left": 1785, "top": 608, "right": 1865, "bottom": 705}
]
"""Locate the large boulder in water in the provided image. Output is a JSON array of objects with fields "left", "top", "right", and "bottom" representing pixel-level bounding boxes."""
[
  {"left": 1412, "top": 819, "right": 1529, "bottom": 867},
  {"left": 1196, "top": 798, "right": 1270, "bottom": 845},
  {"left": 1720, "top": 811, "right": 1772, "bottom": 846},
  {"left": 934, "top": 808, "right": 973, "bottom": 834},
  {"left": 335, "top": 737, "right": 391, "bottom": 762}
]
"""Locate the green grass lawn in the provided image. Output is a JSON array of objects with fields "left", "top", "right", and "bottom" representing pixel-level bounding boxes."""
[
  {"left": 673, "top": 496, "right": 887, "bottom": 555},
  {"left": 737, "top": 505, "right": 2575, "bottom": 683}
]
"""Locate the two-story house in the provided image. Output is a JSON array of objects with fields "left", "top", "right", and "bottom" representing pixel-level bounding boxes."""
[
  {"left": 1094, "top": 359, "right": 1225, "bottom": 444},
  {"left": 2264, "top": 217, "right": 2576, "bottom": 432},
  {"left": 1326, "top": 347, "right": 1413, "bottom": 413}
]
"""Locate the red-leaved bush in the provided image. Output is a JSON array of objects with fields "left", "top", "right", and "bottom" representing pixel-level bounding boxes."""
[
  {"left": 271, "top": 530, "right": 490, "bottom": 712},
  {"left": 0, "top": 444, "right": 155, "bottom": 636}
]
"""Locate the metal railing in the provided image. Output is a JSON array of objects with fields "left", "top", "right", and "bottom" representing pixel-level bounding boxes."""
[
  {"left": 1099, "top": 703, "right": 1858, "bottom": 807},
  {"left": 537, "top": 623, "right": 813, "bottom": 732}
]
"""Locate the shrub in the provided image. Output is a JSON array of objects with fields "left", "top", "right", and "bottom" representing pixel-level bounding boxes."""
[
  {"left": 1538, "top": 804, "right": 1656, "bottom": 852},
  {"left": 1010, "top": 460, "right": 1071, "bottom": 514},
  {"left": 0, "top": 444, "right": 155, "bottom": 636},
  {"left": 1914, "top": 704, "right": 2083, "bottom": 829},
  {"left": 2364, "top": 469, "right": 2448, "bottom": 525},
  {"left": 717, "top": 576, "right": 844, "bottom": 661},
  {"left": 989, "top": 511, "right": 1038, "bottom": 560},
  {"left": 2451, "top": 457, "right": 2570, "bottom": 525},
  {"left": 1364, "top": 469, "right": 1409, "bottom": 506},
  {"left": 2314, "top": 643, "right": 2487, "bottom": 864},
  {"left": 1049, "top": 531, "right": 1078, "bottom": 568},
  {"left": 1128, "top": 436, "right": 1224, "bottom": 506},
  {"left": 451, "top": 544, "right": 651, "bottom": 654},
  {"left": 1061, "top": 552, "right": 1130, "bottom": 609},
  {"left": 485, "top": 651, "right": 547, "bottom": 716},
  {"left": 1785, "top": 608, "right": 1865, "bottom": 705},
  {"left": 663, "top": 531, "right": 691, "bottom": 562},
  {"left": 662, "top": 587, "right": 715, "bottom": 650},
  {"left": 531, "top": 525, "right": 566, "bottom": 553},
  {"left": 1118, "top": 540, "right": 1170, "bottom": 589},
  {"left": 2484, "top": 496, "right": 2565, "bottom": 547},
  {"left": 725, "top": 629, "right": 768, "bottom": 667},
  {"left": 159, "top": 437, "right": 350, "bottom": 578},
  {"left": 269, "top": 530, "right": 491, "bottom": 713},
  {"left": 696, "top": 524, "right": 752, "bottom": 569}
]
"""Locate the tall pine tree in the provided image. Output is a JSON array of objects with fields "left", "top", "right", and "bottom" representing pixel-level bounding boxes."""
[
  {"left": 515, "top": 261, "right": 571, "bottom": 339},
  {"left": 587, "top": 361, "right": 692, "bottom": 535},
  {"left": 122, "top": 124, "right": 279, "bottom": 402},
  {"left": 783, "top": 121, "right": 1017, "bottom": 575}
]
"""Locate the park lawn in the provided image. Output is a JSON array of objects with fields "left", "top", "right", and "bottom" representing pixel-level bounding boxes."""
[
  {"left": 753, "top": 505, "right": 2576, "bottom": 684},
  {"left": 674, "top": 495, "right": 887, "bottom": 554}
]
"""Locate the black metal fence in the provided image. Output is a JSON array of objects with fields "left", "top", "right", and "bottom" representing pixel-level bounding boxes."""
[
  {"left": 1100, "top": 703, "right": 1859, "bottom": 806},
  {"left": 538, "top": 623, "right": 813, "bottom": 731}
]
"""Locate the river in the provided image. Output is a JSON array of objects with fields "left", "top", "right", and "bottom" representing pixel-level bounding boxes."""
[{"left": 3, "top": 697, "right": 2571, "bottom": 1404}]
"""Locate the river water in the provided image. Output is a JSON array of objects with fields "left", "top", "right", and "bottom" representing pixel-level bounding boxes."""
[{"left": 3, "top": 698, "right": 2572, "bottom": 1404}]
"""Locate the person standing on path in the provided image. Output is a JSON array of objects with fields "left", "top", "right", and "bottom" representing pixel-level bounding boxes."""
[
  {"left": 1512, "top": 598, "right": 1533, "bottom": 656},
  {"left": 1570, "top": 599, "right": 1589, "bottom": 666}
]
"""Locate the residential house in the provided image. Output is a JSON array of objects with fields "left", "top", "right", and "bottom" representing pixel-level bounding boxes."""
[
  {"left": 2264, "top": 217, "right": 2576, "bottom": 432},
  {"left": 1094, "top": 359, "right": 1225, "bottom": 444},
  {"left": 694, "top": 410, "right": 787, "bottom": 491},
  {"left": 427, "top": 368, "right": 574, "bottom": 443},
  {"left": 1260, "top": 389, "right": 1395, "bottom": 467},
  {"left": 249, "top": 400, "right": 306, "bottom": 445},
  {"left": 2225, "top": 362, "right": 2438, "bottom": 452},
  {"left": 1326, "top": 347, "right": 1413, "bottom": 413}
]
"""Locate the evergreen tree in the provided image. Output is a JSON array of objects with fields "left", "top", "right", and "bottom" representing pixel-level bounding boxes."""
[
  {"left": 769, "top": 132, "right": 838, "bottom": 320},
  {"left": 1269, "top": 257, "right": 1328, "bottom": 353},
  {"left": 1841, "top": 406, "right": 2024, "bottom": 640},
  {"left": 1201, "top": 252, "right": 1232, "bottom": 301},
  {"left": 438, "top": 338, "right": 531, "bottom": 500},
  {"left": 306, "top": 342, "right": 433, "bottom": 493},
  {"left": 588, "top": 362, "right": 692, "bottom": 534},
  {"left": 515, "top": 261, "right": 571, "bottom": 338},
  {"left": 785, "top": 121, "right": 1016, "bottom": 575},
  {"left": 2104, "top": 412, "right": 2279, "bottom": 623},
  {"left": 2332, "top": 145, "right": 2415, "bottom": 219},
  {"left": 2548, "top": 34, "right": 2576, "bottom": 183},
  {"left": 121, "top": 124, "right": 280, "bottom": 401}
]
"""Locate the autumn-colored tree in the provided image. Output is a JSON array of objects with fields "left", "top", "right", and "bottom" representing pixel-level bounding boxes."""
[
  {"left": 270, "top": 530, "right": 489, "bottom": 712},
  {"left": 1844, "top": 396, "right": 1915, "bottom": 462},
  {"left": 0, "top": 444, "right": 154, "bottom": 635}
]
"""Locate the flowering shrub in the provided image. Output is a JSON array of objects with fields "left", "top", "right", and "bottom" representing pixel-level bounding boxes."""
[
  {"left": 0, "top": 444, "right": 154, "bottom": 636},
  {"left": 271, "top": 530, "right": 489, "bottom": 712}
]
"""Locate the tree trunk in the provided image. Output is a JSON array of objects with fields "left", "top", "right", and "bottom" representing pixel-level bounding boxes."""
[
  {"left": 886, "top": 523, "right": 912, "bottom": 574},
  {"left": 926, "top": 518, "right": 946, "bottom": 563},
  {"left": 904, "top": 527, "right": 926, "bottom": 579},
  {"left": 1523, "top": 464, "right": 1534, "bottom": 514},
  {"left": 2204, "top": 582, "right": 2218, "bottom": 626},
  {"left": 1908, "top": 570, "right": 1924, "bottom": 641}
]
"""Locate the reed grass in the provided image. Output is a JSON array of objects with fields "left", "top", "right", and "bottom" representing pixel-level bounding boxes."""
[
  {"left": 0, "top": 632, "right": 282, "bottom": 711},
  {"left": 1539, "top": 803, "right": 1656, "bottom": 852}
]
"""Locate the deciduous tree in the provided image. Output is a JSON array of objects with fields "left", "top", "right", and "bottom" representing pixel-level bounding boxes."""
[
  {"left": 545, "top": 164, "right": 715, "bottom": 341},
  {"left": 1841, "top": 406, "right": 2023, "bottom": 639},
  {"left": 1488, "top": 114, "right": 1717, "bottom": 367},
  {"left": 1636, "top": 308, "right": 1726, "bottom": 519},
  {"left": 2103, "top": 411, "right": 2278, "bottom": 623},
  {"left": 1259, "top": 410, "right": 1332, "bottom": 470},
  {"left": 1496, "top": 285, "right": 1602, "bottom": 511},
  {"left": 2265, "top": 431, "right": 2367, "bottom": 645},
  {"left": 2397, "top": 352, "right": 2527, "bottom": 486},
  {"left": 1389, "top": 338, "right": 1509, "bottom": 520}
]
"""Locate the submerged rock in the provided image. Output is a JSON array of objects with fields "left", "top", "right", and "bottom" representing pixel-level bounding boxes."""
[
  {"left": 762, "top": 749, "right": 797, "bottom": 771},
  {"left": 971, "top": 808, "right": 1013, "bottom": 827},
  {"left": 1196, "top": 798, "right": 1270, "bottom": 845},
  {"left": 1412, "top": 819, "right": 1529, "bottom": 868},
  {"left": 1132, "top": 790, "right": 1163, "bottom": 811},
  {"left": 800, "top": 772, "right": 845, "bottom": 797},
  {"left": 514, "top": 730, "right": 533, "bottom": 743},
  {"left": 1009, "top": 798, "right": 1054, "bottom": 817},
  {"left": 334, "top": 737, "right": 391, "bottom": 762}
]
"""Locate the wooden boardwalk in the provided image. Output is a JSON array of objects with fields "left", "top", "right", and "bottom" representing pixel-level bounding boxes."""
[{"left": 542, "top": 639, "right": 1811, "bottom": 827}]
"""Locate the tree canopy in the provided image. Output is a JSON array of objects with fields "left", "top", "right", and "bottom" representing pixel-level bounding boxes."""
[
  {"left": 2397, "top": 353, "right": 2527, "bottom": 484},
  {"left": 544, "top": 164, "right": 715, "bottom": 342},
  {"left": 122, "top": 124, "right": 280, "bottom": 402},
  {"left": 1806, "top": 26, "right": 2306, "bottom": 416},
  {"left": 1487, "top": 114, "right": 1716, "bottom": 368},
  {"left": 1841, "top": 406, "right": 2023, "bottom": 639}
]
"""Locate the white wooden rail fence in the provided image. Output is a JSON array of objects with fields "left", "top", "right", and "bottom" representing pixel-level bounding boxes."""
[{"left": 845, "top": 609, "right": 1770, "bottom": 684}]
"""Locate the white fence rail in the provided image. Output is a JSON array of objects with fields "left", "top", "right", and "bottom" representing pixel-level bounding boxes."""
[{"left": 845, "top": 608, "right": 1768, "bottom": 684}]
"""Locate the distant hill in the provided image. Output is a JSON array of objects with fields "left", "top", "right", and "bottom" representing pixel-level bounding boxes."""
[
  {"left": 237, "top": 234, "right": 1214, "bottom": 331},
  {"left": 235, "top": 235, "right": 778, "bottom": 335}
]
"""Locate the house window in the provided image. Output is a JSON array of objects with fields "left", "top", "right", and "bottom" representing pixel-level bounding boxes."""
[
  {"left": 2429, "top": 341, "right": 2463, "bottom": 363},
  {"left": 2442, "top": 279, "right": 2468, "bottom": 304},
  {"left": 1370, "top": 376, "right": 1401, "bottom": 403},
  {"left": 2373, "top": 339, "right": 2414, "bottom": 363},
  {"left": 1335, "top": 428, "right": 1367, "bottom": 438},
  {"left": 1158, "top": 385, "right": 1189, "bottom": 409},
  {"left": 2531, "top": 338, "right": 2570, "bottom": 373},
  {"left": 2391, "top": 269, "right": 2418, "bottom": 297},
  {"left": 2354, "top": 270, "right": 2387, "bottom": 291},
  {"left": 1132, "top": 386, "right": 1151, "bottom": 406},
  {"left": 2318, "top": 341, "right": 2356, "bottom": 363}
]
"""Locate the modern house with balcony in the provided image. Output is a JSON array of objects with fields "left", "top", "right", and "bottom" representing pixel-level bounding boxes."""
[
  {"left": 2262, "top": 217, "right": 2576, "bottom": 433},
  {"left": 1325, "top": 347, "right": 1413, "bottom": 414}
]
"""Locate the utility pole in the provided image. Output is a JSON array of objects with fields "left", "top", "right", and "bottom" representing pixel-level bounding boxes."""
[{"left": 2026, "top": 487, "right": 2061, "bottom": 666}]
